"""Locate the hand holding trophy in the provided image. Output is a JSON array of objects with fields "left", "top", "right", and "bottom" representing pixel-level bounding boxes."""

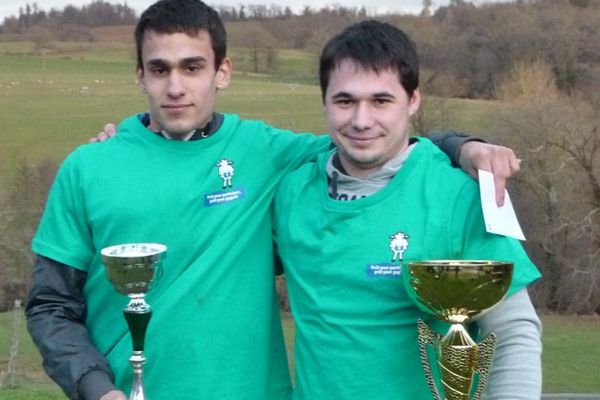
[
  {"left": 101, "top": 243, "right": 167, "bottom": 400},
  {"left": 404, "top": 260, "right": 513, "bottom": 400}
]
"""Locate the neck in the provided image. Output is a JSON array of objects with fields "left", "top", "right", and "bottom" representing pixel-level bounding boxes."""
[
  {"left": 160, "top": 129, "right": 196, "bottom": 141},
  {"left": 147, "top": 117, "right": 211, "bottom": 141},
  {"left": 327, "top": 143, "right": 417, "bottom": 200},
  {"left": 339, "top": 151, "right": 408, "bottom": 179}
]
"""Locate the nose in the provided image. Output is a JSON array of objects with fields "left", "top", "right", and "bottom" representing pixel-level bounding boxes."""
[
  {"left": 167, "top": 72, "right": 185, "bottom": 98},
  {"left": 351, "top": 102, "right": 373, "bottom": 131}
]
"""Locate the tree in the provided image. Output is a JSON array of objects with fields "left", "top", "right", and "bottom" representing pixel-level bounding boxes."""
[
  {"left": 493, "top": 60, "right": 600, "bottom": 313},
  {"left": 27, "top": 22, "right": 53, "bottom": 50},
  {"left": 0, "top": 160, "right": 57, "bottom": 311},
  {"left": 228, "top": 21, "right": 280, "bottom": 73},
  {"left": 2, "top": 16, "right": 21, "bottom": 34},
  {"left": 421, "top": 0, "right": 433, "bottom": 17}
]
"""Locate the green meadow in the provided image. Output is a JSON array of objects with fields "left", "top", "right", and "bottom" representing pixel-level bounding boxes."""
[
  {"left": 0, "top": 311, "right": 599, "bottom": 398},
  {"left": 1, "top": 40, "right": 599, "bottom": 397}
]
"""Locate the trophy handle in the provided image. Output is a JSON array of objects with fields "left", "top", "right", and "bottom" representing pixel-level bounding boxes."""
[
  {"left": 471, "top": 333, "right": 497, "bottom": 400},
  {"left": 417, "top": 319, "right": 443, "bottom": 400}
]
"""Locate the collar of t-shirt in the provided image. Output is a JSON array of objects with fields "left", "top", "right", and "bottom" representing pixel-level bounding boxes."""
[
  {"left": 326, "top": 141, "right": 417, "bottom": 201},
  {"left": 137, "top": 112, "right": 223, "bottom": 141}
]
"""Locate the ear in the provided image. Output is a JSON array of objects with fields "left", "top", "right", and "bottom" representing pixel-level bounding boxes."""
[
  {"left": 408, "top": 88, "right": 421, "bottom": 117},
  {"left": 136, "top": 68, "right": 147, "bottom": 93},
  {"left": 215, "top": 57, "right": 232, "bottom": 91}
]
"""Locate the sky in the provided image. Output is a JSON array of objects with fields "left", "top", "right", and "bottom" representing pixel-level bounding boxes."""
[{"left": 0, "top": 0, "right": 467, "bottom": 21}]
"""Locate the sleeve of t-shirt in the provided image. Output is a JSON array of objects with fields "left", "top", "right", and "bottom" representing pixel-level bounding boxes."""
[
  {"left": 450, "top": 180, "right": 541, "bottom": 295},
  {"left": 32, "top": 150, "right": 95, "bottom": 271},
  {"left": 425, "top": 130, "right": 484, "bottom": 168},
  {"left": 265, "top": 125, "right": 332, "bottom": 173},
  {"left": 271, "top": 162, "right": 299, "bottom": 272}
]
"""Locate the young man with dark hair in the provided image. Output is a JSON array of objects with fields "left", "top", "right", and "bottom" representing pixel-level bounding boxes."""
[
  {"left": 273, "top": 20, "right": 541, "bottom": 400},
  {"left": 28, "top": 1, "right": 317, "bottom": 399},
  {"left": 27, "top": 1, "right": 524, "bottom": 400}
]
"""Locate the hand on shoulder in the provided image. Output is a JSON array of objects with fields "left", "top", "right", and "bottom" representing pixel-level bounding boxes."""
[{"left": 89, "top": 123, "right": 117, "bottom": 143}]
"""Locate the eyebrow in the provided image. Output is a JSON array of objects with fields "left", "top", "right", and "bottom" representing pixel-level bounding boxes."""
[
  {"left": 146, "top": 56, "right": 208, "bottom": 68},
  {"left": 179, "top": 56, "right": 208, "bottom": 65},
  {"left": 330, "top": 91, "right": 396, "bottom": 100},
  {"left": 331, "top": 92, "right": 354, "bottom": 100},
  {"left": 371, "top": 91, "right": 395, "bottom": 98}
]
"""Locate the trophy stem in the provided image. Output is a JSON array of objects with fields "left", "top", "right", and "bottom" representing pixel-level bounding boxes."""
[
  {"left": 438, "top": 324, "right": 478, "bottom": 400},
  {"left": 123, "top": 297, "right": 152, "bottom": 400},
  {"left": 123, "top": 299, "right": 152, "bottom": 352},
  {"left": 129, "top": 351, "right": 147, "bottom": 400}
]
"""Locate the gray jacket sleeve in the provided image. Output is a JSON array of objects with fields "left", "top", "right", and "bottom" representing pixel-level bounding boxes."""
[
  {"left": 475, "top": 288, "right": 542, "bottom": 400},
  {"left": 25, "top": 255, "right": 118, "bottom": 400},
  {"left": 426, "top": 130, "right": 485, "bottom": 167}
]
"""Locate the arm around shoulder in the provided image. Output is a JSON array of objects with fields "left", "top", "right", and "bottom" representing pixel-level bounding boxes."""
[
  {"left": 266, "top": 125, "right": 332, "bottom": 172},
  {"left": 426, "top": 130, "right": 482, "bottom": 167}
]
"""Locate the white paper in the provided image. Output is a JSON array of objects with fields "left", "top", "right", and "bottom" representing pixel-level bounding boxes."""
[{"left": 478, "top": 169, "right": 526, "bottom": 241}]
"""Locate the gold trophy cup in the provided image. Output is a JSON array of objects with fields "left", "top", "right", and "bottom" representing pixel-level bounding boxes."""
[
  {"left": 101, "top": 243, "right": 167, "bottom": 400},
  {"left": 404, "top": 260, "right": 513, "bottom": 400}
]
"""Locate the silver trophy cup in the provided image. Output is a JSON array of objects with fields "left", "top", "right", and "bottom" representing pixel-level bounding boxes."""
[{"left": 101, "top": 243, "right": 167, "bottom": 400}]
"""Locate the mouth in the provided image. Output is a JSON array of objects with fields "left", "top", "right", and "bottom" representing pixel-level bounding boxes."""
[
  {"left": 162, "top": 104, "right": 192, "bottom": 112},
  {"left": 347, "top": 135, "right": 378, "bottom": 141},
  {"left": 343, "top": 134, "right": 380, "bottom": 145}
]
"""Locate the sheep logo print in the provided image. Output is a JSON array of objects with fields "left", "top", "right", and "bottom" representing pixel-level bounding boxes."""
[
  {"left": 365, "top": 231, "right": 410, "bottom": 278},
  {"left": 389, "top": 231, "right": 410, "bottom": 263},
  {"left": 203, "top": 158, "right": 246, "bottom": 207},
  {"left": 216, "top": 159, "right": 234, "bottom": 188}
]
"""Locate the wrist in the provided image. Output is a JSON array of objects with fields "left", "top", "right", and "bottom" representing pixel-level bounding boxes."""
[{"left": 78, "top": 369, "right": 118, "bottom": 400}]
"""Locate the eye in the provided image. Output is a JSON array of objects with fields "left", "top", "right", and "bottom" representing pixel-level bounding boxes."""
[
  {"left": 186, "top": 64, "right": 202, "bottom": 74},
  {"left": 374, "top": 98, "right": 392, "bottom": 106},
  {"left": 149, "top": 67, "right": 167, "bottom": 76},
  {"left": 334, "top": 98, "right": 354, "bottom": 106}
]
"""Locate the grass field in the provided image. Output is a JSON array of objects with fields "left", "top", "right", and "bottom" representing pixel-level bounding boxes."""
[
  {"left": 0, "top": 311, "right": 599, "bottom": 398},
  {"left": 541, "top": 315, "right": 600, "bottom": 393},
  {"left": 1, "top": 39, "right": 598, "bottom": 397}
]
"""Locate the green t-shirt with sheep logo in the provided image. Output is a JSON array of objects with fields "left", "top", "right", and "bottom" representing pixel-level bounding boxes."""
[
  {"left": 273, "top": 137, "right": 541, "bottom": 400},
  {"left": 33, "top": 113, "right": 330, "bottom": 400}
]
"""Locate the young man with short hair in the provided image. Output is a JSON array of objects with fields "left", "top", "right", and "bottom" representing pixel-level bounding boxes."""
[
  {"left": 273, "top": 20, "right": 541, "bottom": 400},
  {"left": 28, "top": 1, "right": 318, "bottom": 399}
]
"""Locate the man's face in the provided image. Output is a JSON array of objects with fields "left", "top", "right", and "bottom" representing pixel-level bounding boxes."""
[
  {"left": 324, "top": 60, "right": 420, "bottom": 178},
  {"left": 137, "top": 30, "right": 231, "bottom": 138}
]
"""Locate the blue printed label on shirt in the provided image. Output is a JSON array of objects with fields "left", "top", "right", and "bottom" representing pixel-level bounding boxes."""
[
  {"left": 204, "top": 186, "right": 246, "bottom": 207},
  {"left": 367, "top": 263, "right": 402, "bottom": 278}
]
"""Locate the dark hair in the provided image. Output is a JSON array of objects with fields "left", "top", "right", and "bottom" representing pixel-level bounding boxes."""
[
  {"left": 135, "top": 0, "right": 227, "bottom": 71},
  {"left": 319, "top": 20, "right": 419, "bottom": 102}
]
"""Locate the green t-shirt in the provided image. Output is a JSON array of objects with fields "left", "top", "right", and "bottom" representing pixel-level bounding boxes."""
[
  {"left": 273, "top": 138, "right": 540, "bottom": 400},
  {"left": 33, "top": 113, "right": 330, "bottom": 400}
]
